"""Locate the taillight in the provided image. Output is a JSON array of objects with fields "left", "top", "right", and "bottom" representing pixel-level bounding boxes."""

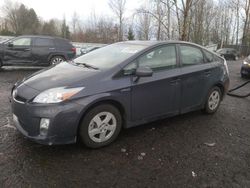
[{"left": 71, "top": 47, "right": 76, "bottom": 54}]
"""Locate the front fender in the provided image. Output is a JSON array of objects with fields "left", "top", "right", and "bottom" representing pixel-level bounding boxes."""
[{"left": 72, "top": 91, "right": 131, "bottom": 133}]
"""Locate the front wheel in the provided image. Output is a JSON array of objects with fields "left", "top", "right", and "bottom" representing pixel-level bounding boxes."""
[
  {"left": 79, "top": 104, "right": 122, "bottom": 148},
  {"left": 204, "top": 87, "right": 222, "bottom": 114}
]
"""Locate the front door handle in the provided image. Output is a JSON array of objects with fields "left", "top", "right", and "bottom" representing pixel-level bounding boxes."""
[
  {"left": 24, "top": 48, "right": 31, "bottom": 51},
  {"left": 170, "top": 78, "right": 181, "bottom": 85}
]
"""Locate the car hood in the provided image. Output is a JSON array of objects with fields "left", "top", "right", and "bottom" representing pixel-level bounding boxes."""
[{"left": 22, "top": 62, "right": 101, "bottom": 91}]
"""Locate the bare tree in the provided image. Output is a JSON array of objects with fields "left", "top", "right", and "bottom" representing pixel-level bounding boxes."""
[
  {"left": 134, "top": 10, "right": 153, "bottom": 40},
  {"left": 71, "top": 12, "right": 80, "bottom": 41},
  {"left": 242, "top": 0, "right": 250, "bottom": 45},
  {"left": 108, "top": 0, "right": 126, "bottom": 41}
]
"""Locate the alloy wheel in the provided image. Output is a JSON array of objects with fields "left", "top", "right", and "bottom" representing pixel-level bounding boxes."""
[
  {"left": 51, "top": 57, "right": 64, "bottom": 65},
  {"left": 88, "top": 112, "right": 117, "bottom": 143},
  {"left": 208, "top": 90, "right": 220, "bottom": 111}
]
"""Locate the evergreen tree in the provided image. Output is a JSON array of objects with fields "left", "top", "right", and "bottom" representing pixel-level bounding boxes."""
[{"left": 127, "top": 27, "right": 135, "bottom": 40}]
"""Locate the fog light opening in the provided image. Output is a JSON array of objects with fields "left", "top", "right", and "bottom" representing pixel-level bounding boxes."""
[{"left": 40, "top": 118, "right": 50, "bottom": 136}]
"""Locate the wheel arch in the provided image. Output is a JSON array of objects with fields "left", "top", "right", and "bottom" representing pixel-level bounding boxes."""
[
  {"left": 203, "top": 82, "right": 225, "bottom": 109},
  {"left": 214, "top": 82, "right": 225, "bottom": 96},
  {"left": 76, "top": 98, "right": 127, "bottom": 138}
]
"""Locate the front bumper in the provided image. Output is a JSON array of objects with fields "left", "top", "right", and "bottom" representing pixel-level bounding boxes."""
[
  {"left": 11, "top": 97, "right": 85, "bottom": 145},
  {"left": 241, "top": 65, "right": 250, "bottom": 76}
]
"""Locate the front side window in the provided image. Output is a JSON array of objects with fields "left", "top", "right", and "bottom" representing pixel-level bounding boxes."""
[
  {"left": 138, "top": 45, "right": 177, "bottom": 71},
  {"left": 12, "top": 38, "right": 31, "bottom": 46},
  {"left": 180, "top": 45, "right": 204, "bottom": 66}
]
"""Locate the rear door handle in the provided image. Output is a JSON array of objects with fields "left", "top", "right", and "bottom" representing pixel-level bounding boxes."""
[
  {"left": 204, "top": 70, "right": 211, "bottom": 76},
  {"left": 120, "top": 88, "right": 131, "bottom": 93}
]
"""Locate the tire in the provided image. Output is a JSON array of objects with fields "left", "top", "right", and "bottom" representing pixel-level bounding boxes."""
[
  {"left": 0, "top": 59, "right": 3, "bottom": 70},
  {"left": 234, "top": 56, "right": 239, "bottom": 61},
  {"left": 241, "top": 73, "right": 247, "bottom": 79},
  {"left": 49, "top": 56, "right": 65, "bottom": 65},
  {"left": 79, "top": 104, "right": 122, "bottom": 148},
  {"left": 204, "top": 86, "right": 222, "bottom": 114}
]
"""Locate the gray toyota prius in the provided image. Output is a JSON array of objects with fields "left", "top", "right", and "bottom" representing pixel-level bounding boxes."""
[{"left": 11, "top": 41, "right": 230, "bottom": 148}]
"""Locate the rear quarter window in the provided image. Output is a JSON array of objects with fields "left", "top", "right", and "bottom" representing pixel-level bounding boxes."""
[
  {"left": 204, "top": 49, "right": 223, "bottom": 63},
  {"left": 203, "top": 50, "right": 214, "bottom": 63},
  {"left": 180, "top": 45, "right": 204, "bottom": 66},
  {"left": 55, "top": 39, "right": 72, "bottom": 49}
]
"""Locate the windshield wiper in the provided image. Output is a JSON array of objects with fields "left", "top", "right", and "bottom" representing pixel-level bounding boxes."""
[{"left": 73, "top": 61, "right": 99, "bottom": 70}]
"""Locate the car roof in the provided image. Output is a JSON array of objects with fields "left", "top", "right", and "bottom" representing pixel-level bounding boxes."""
[
  {"left": 17, "top": 35, "right": 68, "bottom": 41},
  {"left": 117, "top": 40, "right": 204, "bottom": 47},
  {"left": 117, "top": 41, "right": 213, "bottom": 54}
]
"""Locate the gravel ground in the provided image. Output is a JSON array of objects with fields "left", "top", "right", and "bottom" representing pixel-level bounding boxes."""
[{"left": 0, "top": 62, "right": 249, "bottom": 188}]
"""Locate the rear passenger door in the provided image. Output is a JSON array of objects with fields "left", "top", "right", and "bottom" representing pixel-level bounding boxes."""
[
  {"left": 32, "top": 38, "right": 55, "bottom": 65},
  {"left": 179, "top": 44, "right": 212, "bottom": 113}
]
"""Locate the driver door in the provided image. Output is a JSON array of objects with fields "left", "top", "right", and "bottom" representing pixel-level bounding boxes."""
[
  {"left": 129, "top": 45, "right": 181, "bottom": 121},
  {"left": 4, "top": 37, "right": 33, "bottom": 65}
]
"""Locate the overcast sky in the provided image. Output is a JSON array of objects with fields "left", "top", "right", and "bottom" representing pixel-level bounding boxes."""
[{"left": 0, "top": 0, "right": 142, "bottom": 21}]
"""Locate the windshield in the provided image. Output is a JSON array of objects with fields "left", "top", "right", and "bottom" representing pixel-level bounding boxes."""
[
  {"left": 0, "top": 38, "right": 12, "bottom": 44},
  {"left": 74, "top": 43, "right": 147, "bottom": 69}
]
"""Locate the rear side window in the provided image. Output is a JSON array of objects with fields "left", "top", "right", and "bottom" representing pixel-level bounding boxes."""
[
  {"left": 34, "top": 38, "right": 54, "bottom": 47},
  {"left": 180, "top": 45, "right": 204, "bottom": 66},
  {"left": 138, "top": 45, "right": 177, "bottom": 71}
]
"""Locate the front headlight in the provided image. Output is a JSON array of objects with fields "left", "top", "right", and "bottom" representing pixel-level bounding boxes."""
[
  {"left": 243, "top": 61, "right": 249, "bottom": 65},
  {"left": 33, "top": 87, "right": 84, "bottom": 104}
]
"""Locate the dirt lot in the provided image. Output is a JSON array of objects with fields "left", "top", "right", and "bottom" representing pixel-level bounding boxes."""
[{"left": 0, "top": 61, "right": 250, "bottom": 188}]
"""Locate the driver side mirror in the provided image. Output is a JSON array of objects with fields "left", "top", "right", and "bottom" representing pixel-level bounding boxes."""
[
  {"left": 7, "top": 42, "right": 13, "bottom": 47},
  {"left": 135, "top": 66, "right": 153, "bottom": 77}
]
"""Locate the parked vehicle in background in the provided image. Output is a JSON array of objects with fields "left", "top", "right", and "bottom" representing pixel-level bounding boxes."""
[
  {"left": 241, "top": 55, "right": 250, "bottom": 78},
  {"left": 80, "top": 46, "right": 102, "bottom": 55},
  {"left": 0, "top": 35, "right": 76, "bottom": 68},
  {"left": 11, "top": 41, "right": 229, "bottom": 148},
  {"left": 216, "top": 48, "right": 239, "bottom": 60}
]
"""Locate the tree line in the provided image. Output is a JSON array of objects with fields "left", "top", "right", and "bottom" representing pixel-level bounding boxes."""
[{"left": 1, "top": 0, "right": 250, "bottom": 46}]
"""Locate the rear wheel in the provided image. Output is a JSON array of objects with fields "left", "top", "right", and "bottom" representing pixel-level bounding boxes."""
[
  {"left": 241, "top": 73, "right": 247, "bottom": 78},
  {"left": 79, "top": 104, "right": 122, "bottom": 148},
  {"left": 204, "top": 86, "right": 222, "bottom": 114},
  {"left": 234, "top": 55, "right": 239, "bottom": 61},
  {"left": 49, "top": 56, "right": 65, "bottom": 65}
]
